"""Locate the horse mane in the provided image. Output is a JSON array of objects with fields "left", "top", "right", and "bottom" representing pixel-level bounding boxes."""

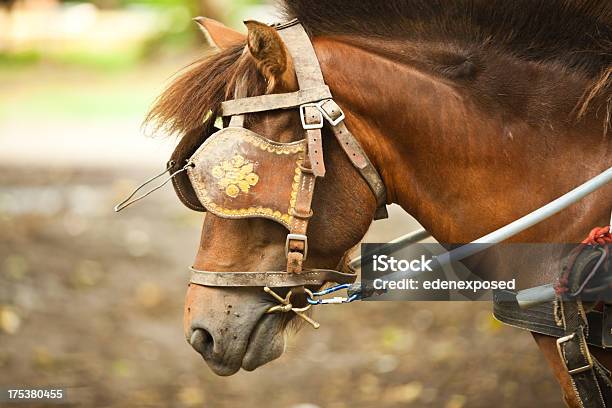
[
  {"left": 146, "top": 0, "right": 611, "bottom": 138},
  {"left": 282, "top": 0, "right": 611, "bottom": 75},
  {"left": 283, "top": 0, "right": 611, "bottom": 133}
]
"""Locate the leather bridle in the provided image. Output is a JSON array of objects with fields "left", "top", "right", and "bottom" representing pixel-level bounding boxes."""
[
  {"left": 113, "top": 19, "right": 386, "bottom": 305},
  {"left": 185, "top": 20, "right": 387, "bottom": 289}
]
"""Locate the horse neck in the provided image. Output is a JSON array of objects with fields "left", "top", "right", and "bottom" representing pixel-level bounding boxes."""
[{"left": 315, "top": 37, "right": 611, "bottom": 246}]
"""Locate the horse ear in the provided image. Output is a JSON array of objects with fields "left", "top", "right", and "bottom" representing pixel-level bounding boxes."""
[
  {"left": 244, "top": 20, "right": 296, "bottom": 92},
  {"left": 193, "top": 17, "right": 245, "bottom": 49}
]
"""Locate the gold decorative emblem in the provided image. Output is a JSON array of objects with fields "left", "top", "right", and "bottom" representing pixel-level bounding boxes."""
[{"left": 211, "top": 155, "right": 259, "bottom": 198}]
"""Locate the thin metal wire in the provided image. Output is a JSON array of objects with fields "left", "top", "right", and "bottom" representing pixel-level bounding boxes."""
[{"left": 114, "top": 161, "right": 192, "bottom": 212}]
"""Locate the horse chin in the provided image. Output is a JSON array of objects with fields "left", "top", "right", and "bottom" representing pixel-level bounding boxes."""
[
  {"left": 204, "top": 357, "right": 242, "bottom": 377},
  {"left": 241, "top": 313, "right": 286, "bottom": 371}
]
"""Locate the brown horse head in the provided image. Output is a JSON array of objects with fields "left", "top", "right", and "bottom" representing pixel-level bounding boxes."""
[{"left": 148, "top": 20, "right": 377, "bottom": 375}]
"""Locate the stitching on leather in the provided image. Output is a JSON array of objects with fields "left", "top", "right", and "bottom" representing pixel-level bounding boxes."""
[{"left": 173, "top": 176, "right": 205, "bottom": 211}]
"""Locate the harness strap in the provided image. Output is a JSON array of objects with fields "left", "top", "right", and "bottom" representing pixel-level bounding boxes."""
[
  {"left": 276, "top": 21, "right": 326, "bottom": 89},
  {"left": 228, "top": 75, "right": 248, "bottom": 127},
  {"left": 276, "top": 21, "right": 387, "bottom": 213},
  {"left": 494, "top": 290, "right": 606, "bottom": 346},
  {"left": 494, "top": 291, "right": 612, "bottom": 406},
  {"left": 558, "top": 299, "right": 612, "bottom": 407},
  {"left": 189, "top": 268, "right": 357, "bottom": 287},
  {"left": 286, "top": 158, "right": 316, "bottom": 276},
  {"left": 277, "top": 23, "right": 326, "bottom": 180},
  {"left": 220, "top": 86, "right": 332, "bottom": 116},
  {"left": 558, "top": 227, "right": 612, "bottom": 407},
  {"left": 302, "top": 104, "right": 326, "bottom": 176},
  {"left": 275, "top": 22, "right": 326, "bottom": 275}
]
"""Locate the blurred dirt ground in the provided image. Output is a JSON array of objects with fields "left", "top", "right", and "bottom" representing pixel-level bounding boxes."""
[{"left": 0, "top": 166, "right": 565, "bottom": 408}]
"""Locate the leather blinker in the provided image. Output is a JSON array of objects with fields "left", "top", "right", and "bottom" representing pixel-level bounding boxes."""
[
  {"left": 169, "top": 124, "right": 220, "bottom": 212},
  {"left": 186, "top": 126, "right": 307, "bottom": 229}
]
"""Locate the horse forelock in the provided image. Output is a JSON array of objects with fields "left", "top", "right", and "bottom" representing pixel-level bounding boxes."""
[{"left": 144, "top": 43, "right": 267, "bottom": 140}]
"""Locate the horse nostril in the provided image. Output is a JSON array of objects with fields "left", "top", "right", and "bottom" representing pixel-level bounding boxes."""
[{"left": 190, "top": 328, "right": 214, "bottom": 356}]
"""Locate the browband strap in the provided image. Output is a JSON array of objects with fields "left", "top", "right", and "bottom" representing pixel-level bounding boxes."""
[{"left": 221, "top": 86, "right": 332, "bottom": 116}]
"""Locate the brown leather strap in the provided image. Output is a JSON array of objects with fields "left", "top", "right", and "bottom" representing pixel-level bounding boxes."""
[
  {"left": 276, "top": 23, "right": 325, "bottom": 89},
  {"left": 275, "top": 23, "right": 387, "bottom": 211},
  {"left": 316, "top": 98, "right": 387, "bottom": 209},
  {"left": 275, "top": 25, "right": 330, "bottom": 275},
  {"left": 189, "top": 268, "right": 357, "bottom": 287},
  {"left": 221, "top": 86, "right": 332, "bottom": 116},
  {"left": 317, "top": 100, "right": 364, "bottom": 168},
  {"left": 287, "top": 150, "right": 317, "bottom": 274},
  {"left": 331, "top": 122, "right": 386, "bottom": 207},
  {"left": 332, "top": 123, "right": 366, "bottom": 168},
  {"left": 307, "top": 128, "right": 325, "bottom": 176},
  {"left": 228, "top": 75, "right": 248, "bottom": 127},
  {"left": 557, "top": 299, "right": 611, "bottom": 407},
  {"left": 302, "top": 104, "right": 325, "bottom": 177}
]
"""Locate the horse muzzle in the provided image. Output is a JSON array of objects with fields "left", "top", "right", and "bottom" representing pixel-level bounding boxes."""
[{"left": 184, "top": 284, "right": 287, "bottom": 375}]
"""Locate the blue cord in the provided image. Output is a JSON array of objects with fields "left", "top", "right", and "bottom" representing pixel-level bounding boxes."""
[
  {"left": 306, "top": 284, "right": 361, "bottom": 305},
  {"left": 310, "top": 283, "right": 352, "bottom": 297}
]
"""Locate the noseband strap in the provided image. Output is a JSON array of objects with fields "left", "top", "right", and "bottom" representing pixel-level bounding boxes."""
[{"left": 189, "top": 267, "right": 358, "bottom": 288}]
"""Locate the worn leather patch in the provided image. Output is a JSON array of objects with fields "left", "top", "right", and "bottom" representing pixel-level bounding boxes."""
[{"left": 187, "top": 127, "right": 306, "bottom": 229}]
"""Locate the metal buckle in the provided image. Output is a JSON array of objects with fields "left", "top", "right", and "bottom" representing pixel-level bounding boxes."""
[
  {"left": 556, "top": 333, "right": 594, "bottom": 375},
  {"left": 317, "top": 99, "right": 345, "bottom": 126},
  {"left": 285, "top": 233, "right": 308, "bottom": 260},
  {"left": 299, "top": 104, "right": 324, "bottom": 130}
]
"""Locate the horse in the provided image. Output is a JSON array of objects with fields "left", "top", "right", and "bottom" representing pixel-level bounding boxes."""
[{"left": 143, "top": 1, "right": 611, "bottom": 406}]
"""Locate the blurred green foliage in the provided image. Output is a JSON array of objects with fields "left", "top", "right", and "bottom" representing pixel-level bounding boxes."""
[
  {"left": 0, "top": 0, "right": 266, "bottom": 70},
  {"left": 0, "top": 51, "right": 41, "bottom": 67},
  {"left": 73, "top": 0, "right": 197, "bottom": 10}
]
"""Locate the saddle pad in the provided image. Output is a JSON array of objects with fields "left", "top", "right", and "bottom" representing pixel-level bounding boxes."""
[{"left": 187, "top": 127, "right": 306, "bottom": 229}]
